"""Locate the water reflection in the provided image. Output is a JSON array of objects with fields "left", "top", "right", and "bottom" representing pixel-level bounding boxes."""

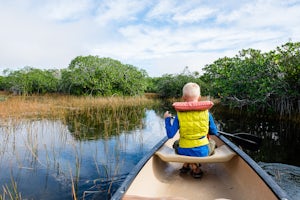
[
  {"left": 211, "top": 105, "right": 300, "bottom": 167},
  {"left": 65, "top": 106, "right": 148, "bottom": 140},
  {"left": 259, "top": 162, "right": 300, "bottom": 200},
  {"left": 1, "top": 102, "right": 299, "bottom": 199},
  {"left": 0, "top": 120, "right": 74, "bottom": 199},
  {"left": 0, "top": 110, "right": 165, "bottom": 199}
]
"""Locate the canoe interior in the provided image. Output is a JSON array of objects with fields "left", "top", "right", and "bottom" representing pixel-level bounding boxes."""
[{"left": 122, "top": 135, "right": 278, "bottom": 200}]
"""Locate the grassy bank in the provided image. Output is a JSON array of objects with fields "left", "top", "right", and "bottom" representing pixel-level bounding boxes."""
[{"left": 0, "top": 94, "right": 157, "bottom": 121}]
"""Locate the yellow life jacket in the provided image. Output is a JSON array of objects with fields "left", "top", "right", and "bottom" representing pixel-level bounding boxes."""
[{"left": 177, "top": 110, "right": 209, "bottom": 148}]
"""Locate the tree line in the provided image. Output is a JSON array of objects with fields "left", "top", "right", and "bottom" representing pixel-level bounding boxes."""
[
  {"left": 202, "top": 42, "right": 300, "bottom": 115},
  {"left": 0, "top": 42, "right": 299, "bottom": 115},
  {"left": 0, "top": 56, "right": 148, "bottom": 96},
  {"left": 147, "top": 42, "right": 299, "bottom": 116}
]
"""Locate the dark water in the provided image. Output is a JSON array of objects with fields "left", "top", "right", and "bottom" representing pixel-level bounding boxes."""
[
  {"left": 0, "top": 107, "right": 299, "bottom": 199},
  {"left": 259, "top": 162, "right": 300, "bottom": 200},
  {"left": 211, "top": 106, "right": 300, "bottom": 166}
]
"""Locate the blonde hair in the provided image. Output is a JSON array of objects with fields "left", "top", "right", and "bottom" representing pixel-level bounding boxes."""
[{"left": 182, "top": 82, "right": 201, "bottom": 99}]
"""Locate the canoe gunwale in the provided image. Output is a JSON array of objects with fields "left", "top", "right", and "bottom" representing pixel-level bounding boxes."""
[
  {"left": 111, "top": 136, "right": 168, "bottom": 200},
  {"left": 112, "top": 135, "right": 290, "bottom": 200},
  {"left": 218, "top": 135, "right": 290, "bottom": 200}
]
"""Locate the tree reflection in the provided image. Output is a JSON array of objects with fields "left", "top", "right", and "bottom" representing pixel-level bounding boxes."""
[
  {"left": 212, "top": 105, "right": 300, "bottom": 166},
  {"left": 64, "top": 106, "right": 148, "bottom": 140}
]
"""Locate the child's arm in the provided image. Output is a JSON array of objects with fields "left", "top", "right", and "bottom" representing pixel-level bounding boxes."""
[
  {"left": 208, "top": 113, "right": 219, "bottom": 135},
  {"left": 164, "top": 112, "right": 179, "bottom": 138}
]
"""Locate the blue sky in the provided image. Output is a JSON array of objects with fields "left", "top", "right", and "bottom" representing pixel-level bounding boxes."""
[{"left": 0, "top": 0, "right": 300, "bottom": 77}]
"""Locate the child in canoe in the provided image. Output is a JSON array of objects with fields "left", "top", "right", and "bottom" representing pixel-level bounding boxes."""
[{"left": 164, "top": 82, "right": 218, "bottom": 178}]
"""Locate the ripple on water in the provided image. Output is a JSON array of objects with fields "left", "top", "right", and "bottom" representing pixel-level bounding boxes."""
[{"left": 259, "top": 162, "right": 300, "bottom": 200}]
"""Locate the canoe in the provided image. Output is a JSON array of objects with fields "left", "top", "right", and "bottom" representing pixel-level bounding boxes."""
[{"left": 112, "top": 133, "right": 290, "bottom": 200}]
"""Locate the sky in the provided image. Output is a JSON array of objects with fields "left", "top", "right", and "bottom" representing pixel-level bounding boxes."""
[{"left": 0, "top": 0, "right": 300, "bottom": 77}]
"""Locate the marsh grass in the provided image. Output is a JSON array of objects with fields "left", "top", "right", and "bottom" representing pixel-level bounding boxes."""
[
  {"left": 0, "top": 94, "right": 160, "bottom": 199},
  {"left": 0, "top": 174, "right": 22, "bottom": 200},
  {"left": 0, "top": 94, "right": 158, "bottom": 122}
]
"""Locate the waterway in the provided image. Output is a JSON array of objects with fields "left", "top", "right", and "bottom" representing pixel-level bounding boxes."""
[{"left": 0, "top": 107, "right": 299, "bottom": 199}]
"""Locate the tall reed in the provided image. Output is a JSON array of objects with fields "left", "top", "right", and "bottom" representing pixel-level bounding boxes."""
[
  {"left": 0, "top": 94, "right": 160, "bottom": 199},
  {"left": 0, "top": 94, "right": 158, "bottom": 122},
  {"left": 0, "top": 174, "right": 22, "bottom": 200}
]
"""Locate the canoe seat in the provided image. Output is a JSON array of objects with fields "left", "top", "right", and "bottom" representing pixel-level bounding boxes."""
[
  {"left": 155, "top": 144, "right": 236, "bottom": 163},
  {"left": 123, "top": 195, "right": 187, "bottom": 200}
]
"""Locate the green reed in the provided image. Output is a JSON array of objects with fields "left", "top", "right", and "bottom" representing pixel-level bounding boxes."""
[{"left": 0, "top": 173, "right": 22, "bottom": 200}]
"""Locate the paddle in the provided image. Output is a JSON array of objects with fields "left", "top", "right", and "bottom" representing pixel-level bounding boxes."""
[{"left": 218, "top": 131, "right": 262, "bottom": 151}]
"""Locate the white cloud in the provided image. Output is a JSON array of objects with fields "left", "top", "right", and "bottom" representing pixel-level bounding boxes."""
[
  {"left": 172, "top": 7, "right": 216, "bottom": 24},
  {"left": 0, "top": 0, "right": 300, "bottom": 77},
  {"left": 145, "top": 0, "right": 174, "bottom": 21},
  {"left": 41, "top": 0, "right": 94, "bottom": 21},
  {"left": 94, "top": 0, "right": 147, "bottom": 26}
]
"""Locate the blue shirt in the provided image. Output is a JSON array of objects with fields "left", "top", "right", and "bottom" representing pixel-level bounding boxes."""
[{"left": 165, "top": 112, "right": 218, "bottom": 157}]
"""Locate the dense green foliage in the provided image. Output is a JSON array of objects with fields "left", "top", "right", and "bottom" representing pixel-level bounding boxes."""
[
  {"left": 0, "top": 56, "right": 148, "bottom": 96},
  {"left": 59, "top": 56, "right": 148, "bottom": 96},
  {"left": 149, "top": 42, "right": 299, "bottom": 115},
  {"left": 202, "top": 42, "right": 300, "bottom": 115},
  {"left": 0, "top": 42, "right": 299, "bottom": 115},
  {"left": 1, "top": 67, "right": 60, "bottom": 95},
  {"left": 149, "top": 67, "right": 209, "bottom": 98}
]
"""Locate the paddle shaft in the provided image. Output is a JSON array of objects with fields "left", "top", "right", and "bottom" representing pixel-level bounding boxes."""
[
  {"left": 218, "top": 131, "right": 256, "bottom": 144},
  {"left": 218, "top": 130, "right": 261, "bottom": 151}
]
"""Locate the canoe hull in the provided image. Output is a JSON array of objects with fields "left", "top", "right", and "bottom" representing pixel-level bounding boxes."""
[{"left": 112, "top": 134, "right": 289, "bottom": 200}]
